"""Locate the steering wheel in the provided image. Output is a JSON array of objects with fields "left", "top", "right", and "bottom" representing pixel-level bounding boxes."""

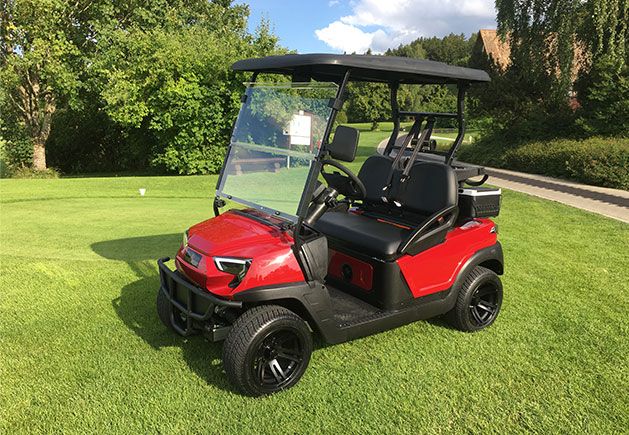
[{"left": 320, "top": 159, "right": 367, "bottom": 201}]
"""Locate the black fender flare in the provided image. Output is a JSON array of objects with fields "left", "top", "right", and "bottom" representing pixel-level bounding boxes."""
[
  {"left": 232, "top": 281, "right": 339, "bottom": 342},
  {"left": 451, "top": 242, "right": 503, "bottom": 295}
]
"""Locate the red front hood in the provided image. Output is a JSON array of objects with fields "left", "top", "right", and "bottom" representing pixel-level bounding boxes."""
[
  {"left": 187, "top": 210, "right": 295, "bottom": 257},
  {"left": 177, "top": 209, "right": 305, "bottom": 297}
]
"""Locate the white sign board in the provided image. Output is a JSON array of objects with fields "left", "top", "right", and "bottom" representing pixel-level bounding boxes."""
[{"left": 288, "top": 112, "right": 311, "bottom": 146}]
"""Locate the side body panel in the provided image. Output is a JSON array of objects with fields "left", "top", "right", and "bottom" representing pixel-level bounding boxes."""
[{"left": 397, "top": 218, "right": 497, "bottom": 298}]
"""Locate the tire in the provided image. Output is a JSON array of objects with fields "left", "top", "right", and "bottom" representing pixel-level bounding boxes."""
[
  {"left": 156, "top": 288, "right": 177, "bottom": 333},
  {"left": 446, "top": 266, "right": 503, "bottom": 332},
  {"left": 223, "top": 305, "right": 313, "bottom": 396}
]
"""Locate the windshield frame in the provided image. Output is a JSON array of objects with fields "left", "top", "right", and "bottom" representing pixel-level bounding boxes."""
[{"left": 215, "top": 79, "right": 343, "bottom": 223}]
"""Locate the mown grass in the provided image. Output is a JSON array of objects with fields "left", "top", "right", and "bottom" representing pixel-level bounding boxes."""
[{"left": 1, "top": 141, "right": 628, "bottom": 433}]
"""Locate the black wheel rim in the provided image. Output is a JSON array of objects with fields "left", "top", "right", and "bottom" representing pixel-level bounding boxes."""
[
  {"left": 468, "top": 283, "right": 500, "bottom": 327},
  {"left": 253, "top": 329, "right": 305, "bottom": 391}
]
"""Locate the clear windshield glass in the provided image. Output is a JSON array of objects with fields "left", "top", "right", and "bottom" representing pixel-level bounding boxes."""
[{"left": 217, "top": 82, "right": 338, "bottom": 221}]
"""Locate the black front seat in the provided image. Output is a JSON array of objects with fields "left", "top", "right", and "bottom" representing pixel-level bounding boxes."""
[
  {"left": 314, "top": 211, "right": 412, "bottom": 260},
  {"left": 315, "top": 161, "right": 458, "bottom": 260}
]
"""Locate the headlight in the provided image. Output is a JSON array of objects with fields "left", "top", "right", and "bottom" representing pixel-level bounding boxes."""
[
  {"left": 182, "top": 229, "right": 189, "bottom": 247},
  {"left": 214, "top": 257, "right": 252, "bottom": 288}
]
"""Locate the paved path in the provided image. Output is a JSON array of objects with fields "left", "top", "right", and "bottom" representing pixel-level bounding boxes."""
[{"left": 376, "top": 136, "right": 629, "bottom": 223}]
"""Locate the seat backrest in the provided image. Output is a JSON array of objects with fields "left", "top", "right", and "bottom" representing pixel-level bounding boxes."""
[
  {"left": 357, "top": 155, "right": 394, "bottom": 203},
  {"left": 358, "top": 156, "right": 457, "bottom": 217},
  {"left": 393, "top": 162, "right": 457, "bottom": 215},
  {"left": 328, "top": 126, "right": 360, "bottom": 162}
]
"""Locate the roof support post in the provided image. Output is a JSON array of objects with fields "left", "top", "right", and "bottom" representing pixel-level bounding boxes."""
[
  {"left": 384, "top": 81, "right": 400, "bottom": 156},
  {"left": 446, "top": 82, "right": 469, "bottom": 165},
  {"left": 320, "top": 69, "right": 351, "bottom": 148}
]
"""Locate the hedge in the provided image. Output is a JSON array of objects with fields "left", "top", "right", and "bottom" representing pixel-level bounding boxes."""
[{"left": 458, "top": 136, "right": 629, "bottom": 190}]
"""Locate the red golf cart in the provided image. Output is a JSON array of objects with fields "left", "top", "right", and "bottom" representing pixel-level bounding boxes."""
[{"left": 157, "top": 54, "right": 504, "bottom": 396}]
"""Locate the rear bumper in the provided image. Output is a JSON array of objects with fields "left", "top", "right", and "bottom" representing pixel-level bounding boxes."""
[{"left": 157, "top": 257, "right": 242, "bottom": 337}]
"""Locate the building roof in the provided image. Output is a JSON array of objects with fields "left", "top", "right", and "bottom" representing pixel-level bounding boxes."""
[
  {"left": 478, "top": 29, "right": 511, "bottom": 70},
  {"left": 232, "top": 53, "right": 490, "bottom": 84},
  {"left": 477, "top": 29, "right": 588, "bottom": 80}
]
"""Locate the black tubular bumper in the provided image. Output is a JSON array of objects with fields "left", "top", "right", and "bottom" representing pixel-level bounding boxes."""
[{"left": 157, "top": 257, "right": 242, "bottom": 336}]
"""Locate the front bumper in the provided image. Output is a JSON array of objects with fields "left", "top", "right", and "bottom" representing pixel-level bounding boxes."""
[{"left": 157, "top": 257, "right": 242, "bottom": 337}]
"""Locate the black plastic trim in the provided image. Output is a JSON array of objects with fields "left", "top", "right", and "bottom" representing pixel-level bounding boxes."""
[{"left": 157, "top": 257, "right": 242, "bottom": 336}]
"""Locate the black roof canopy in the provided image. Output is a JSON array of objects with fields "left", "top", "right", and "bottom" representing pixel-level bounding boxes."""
[{"left": 232, "top": 53, "right": 490, "bottom": 84}]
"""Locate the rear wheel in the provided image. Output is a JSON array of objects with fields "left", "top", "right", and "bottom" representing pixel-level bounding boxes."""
[
  {"left": 447, "top": 266, "right": 502, "bottom": 331},
  {"left": 223, "top": 305, "right": 312, "bottom": 396}
]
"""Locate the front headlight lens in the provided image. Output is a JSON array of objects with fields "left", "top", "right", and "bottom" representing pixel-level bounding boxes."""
[{"left": 214, "top": 257, "right": 252, "bottom": 288}]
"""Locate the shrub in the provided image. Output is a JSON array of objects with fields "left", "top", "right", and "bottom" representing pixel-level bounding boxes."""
[
  {"left": 10, "top": 166, "right": 61, "bottom": 179},
  {"left": 458, "top": 136, "right": 629, "bottom": 190}
]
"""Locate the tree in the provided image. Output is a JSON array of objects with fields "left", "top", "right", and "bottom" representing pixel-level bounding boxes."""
[
  {"left": 1, "top": 0, "right": 282, "bottom": 175},
  {"left": 386, "top": 39, "right": 426, "bottom": 59},
  {"left": 497, "top": 0, "right": 584, "bottom": 104},
  {"left": 491, "top": 0, "right": 628, "bottom": 138},
  {"left": 421, "top": 33, "right": 476, "bottom": 66},
  {"left": 574, "top": 0, "right": 628, "bottom": 135},
  {"left": 0, "top": 0, "right": 83, "bottom": 170},
  {"left": 96, "top": 9, "right": 281, "bottom": 174},
  {"left": 345, "top": 81, "right": 389, "bottom": 130}
]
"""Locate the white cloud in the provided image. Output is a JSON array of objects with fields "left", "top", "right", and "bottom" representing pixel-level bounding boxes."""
[
  {"left": 328, "top": 0, "right": 340, "bottom": 6},
  {"left": 315, "top": 0, "right": 496, "bottom": 53},
  {"left": 315, "top": 21, "right": 386, "bottom": 53}
]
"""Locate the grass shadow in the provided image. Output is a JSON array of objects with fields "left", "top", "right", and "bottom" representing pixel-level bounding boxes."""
[{"left": 92, "top": 234, "right": 236, "bottom": 393}]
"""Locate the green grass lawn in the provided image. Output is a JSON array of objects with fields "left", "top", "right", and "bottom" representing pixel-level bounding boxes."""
[{"left": 1, "top": 155, "right": 628, "bottom": 433}]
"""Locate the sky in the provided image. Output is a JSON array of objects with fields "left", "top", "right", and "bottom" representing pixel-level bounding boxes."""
[{"left": 242, "top": 0, "right": 497, "bottom": 54}]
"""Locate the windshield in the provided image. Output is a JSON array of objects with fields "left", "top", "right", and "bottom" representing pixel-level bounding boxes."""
[{"left": 217, "top": 82, "right": 338, "bottom": 221}]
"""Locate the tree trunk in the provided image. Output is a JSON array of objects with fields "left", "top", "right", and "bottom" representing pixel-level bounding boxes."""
[
  {"left": 15, "top": 70, "right": 56, "bottom": 171},
  {"left": 31, "top": 98, "right": 55, "bottom": 171},
  {"left": 32, "top": 139, "right": 47, "bottom": 170}
]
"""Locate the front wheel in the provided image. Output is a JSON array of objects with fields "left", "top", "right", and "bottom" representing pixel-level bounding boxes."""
[
  {"left": 446, "top": 266, "right": 503, "bottom": 332},
  {"left": 222, "top": 305, "right": 313, "bottom": 396},
  {"left": 157, "top": 288, "right": 177, "bottom": 333}
]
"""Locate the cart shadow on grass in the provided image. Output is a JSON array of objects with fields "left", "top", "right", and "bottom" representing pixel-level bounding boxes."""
[{"left": 91, "top": 234, "right": 235, "bottom": 393}]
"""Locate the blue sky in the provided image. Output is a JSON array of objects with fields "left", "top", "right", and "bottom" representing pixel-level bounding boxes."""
[{"left": 242, "top": 0, "right": 497, "bottom": 54}]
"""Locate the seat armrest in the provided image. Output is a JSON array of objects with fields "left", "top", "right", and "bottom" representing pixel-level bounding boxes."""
[{"left": 397, "top": 205, "right": 458, "bottom": 255}]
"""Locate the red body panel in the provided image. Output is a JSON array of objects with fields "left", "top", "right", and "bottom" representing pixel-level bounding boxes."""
[
  {"left": 328, "top": 250, "right": 374, "bottom": 291},
  {"left": 175, "top": 210, "right": 305, "bottom": 298},
  {"left": 397, "top": 218, "right": 497, "bottom": 298}
]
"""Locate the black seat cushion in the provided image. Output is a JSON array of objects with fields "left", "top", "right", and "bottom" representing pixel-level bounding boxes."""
[{"left": 314, "top": 211, "right": 411, "bottom": 259}]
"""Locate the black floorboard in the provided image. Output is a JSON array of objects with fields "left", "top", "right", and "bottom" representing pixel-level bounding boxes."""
[{"left": 327, "top": 286, "right": 383, "bottom": 326}]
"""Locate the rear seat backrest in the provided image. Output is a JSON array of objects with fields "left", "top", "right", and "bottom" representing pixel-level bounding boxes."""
[
  {"left": 358, "top": 156, "right": 457, "bottom": 217},
  {"left": 393, "top": 162, "right": 457, "bottom": 216}
]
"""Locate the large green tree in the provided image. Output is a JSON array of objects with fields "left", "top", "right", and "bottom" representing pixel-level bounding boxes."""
[
  {"left": 96, "top": 9, "right": 280, "bottom": 174},
  {"left": 491, "top": 0, "right": 628, "bottom": 138},
  {"left": 0, "top": 0, "right": 84, "bottom": 170},
  {"left": 574, "top": 0, "right": 628, "bottom": 135},
  {"left": 1, "top": 0, "right": 281, "bottom": 174}
]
